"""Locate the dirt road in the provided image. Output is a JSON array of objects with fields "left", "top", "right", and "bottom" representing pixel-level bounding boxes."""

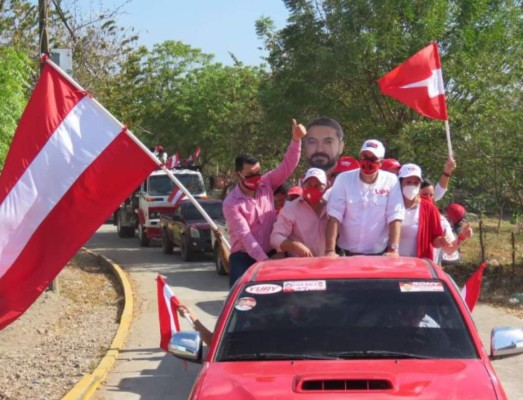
[{"left": 87, "top": 224, "right": 523, "bottom": 400}]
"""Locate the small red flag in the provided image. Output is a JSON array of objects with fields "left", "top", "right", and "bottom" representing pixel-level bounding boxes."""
[
  {"left": 378, "top": 43, "right": 448, "bottom": 120},
  {"left": 193, "top": 145, "right": 201, "bottom": 161},
  {"left": 460, "top": 262, "right": 488, "bottom": 312},
  {"left": 157, "top": 275, "right": 181, "bottom": 352},
  {"left": 167, "top": 186, "right": 185, "bottom": 206}
]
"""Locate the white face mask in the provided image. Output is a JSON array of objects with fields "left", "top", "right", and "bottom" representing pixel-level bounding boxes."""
[{"left": 402, "top": 185, "right": 420, "bottom": 201}]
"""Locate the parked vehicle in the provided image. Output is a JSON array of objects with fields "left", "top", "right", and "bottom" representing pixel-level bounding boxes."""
[
  {"left": 114, "top": 167, "right": 206, "bottom": 246},
  {"left": 160, "top": 199, "right": 224, "bottom": 261},
  {"left": 169, "top": 256, "right": 523, "bottom": 400}
]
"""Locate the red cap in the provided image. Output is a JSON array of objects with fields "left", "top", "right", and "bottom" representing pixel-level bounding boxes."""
[
  {"left": 287, "top": 186, "right": 303, "bottom": 197},
  {"left": 332, "top": 156, "right": 360, "bottom": 175},
  {"left": 446, "top": 203, "right": 466, "bottom": 224},
  {"left": 381, "top": 158, "right": 401, "bottom": 174}
]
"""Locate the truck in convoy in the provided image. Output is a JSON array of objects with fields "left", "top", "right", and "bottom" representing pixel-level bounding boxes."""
[{"left": 114, "top": 167, "right": 207, "bottom": 246}]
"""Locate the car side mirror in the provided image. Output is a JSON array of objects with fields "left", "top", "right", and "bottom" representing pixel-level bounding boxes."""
[
  {"left": 490, "top": 326, "right": 523, "bottom": 359},
  {"left": 168, "top": 331, "right": 202, "bottom": 364}
]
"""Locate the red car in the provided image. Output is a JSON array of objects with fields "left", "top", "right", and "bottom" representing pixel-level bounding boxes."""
[{"left": 170, "top": 256, "right": 523, "bottom": 399}]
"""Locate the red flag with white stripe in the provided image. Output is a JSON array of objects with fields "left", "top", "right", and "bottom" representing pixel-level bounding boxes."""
[
  {"left": 167, "top": 185, "right": 185, "bottom": 206},
  {"left": 157, "top": 275, "right": 181, "bottom": 352},
  {"left": 378, "top": 43, "right": 448, "bottom": 120},
  {"left": 0, "top": 59, "right": 158, "bottom": 330},
  {"left": 460, "top": 262, "right": 488, "bottom": 312}
]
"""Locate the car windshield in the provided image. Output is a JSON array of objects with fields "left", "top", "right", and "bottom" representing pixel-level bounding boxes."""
[
  {"left": 216, "top": 279, "right": 478, "bottom": 361},
  {"left": 183, "top": 202, "right": 223, "bottom": 220},
  {"left": 147, "top": 174, "right": 205, "bottom": 196}
]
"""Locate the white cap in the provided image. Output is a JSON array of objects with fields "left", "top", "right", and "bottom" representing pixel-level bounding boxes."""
[
  {"left": 303, "top": 168, "right": 327, "bottom": 185},
  {"left": 360, "top": 139, "right": 385, "bottom": 160},
  {"left": 398, "top": 163, "right": 422, "bottom": 180}
]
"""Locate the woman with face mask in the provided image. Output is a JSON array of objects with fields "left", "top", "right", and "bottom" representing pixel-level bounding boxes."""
[
  {"left": 398, "top": 164, "right": 450, "bottom": 259},
  {"left": 270, "top": 168, "right": 329, "bottom": 257}
]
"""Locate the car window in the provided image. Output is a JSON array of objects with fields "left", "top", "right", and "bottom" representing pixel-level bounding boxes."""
[
  {"left": 215, "top": 279, "right": 478, "bottom": 361},
  {"left": 182, "top": 203, "right": 223, "bottom": 220},
  {"left": 147, "top": 174, "right": 205, "bottom": 197}
]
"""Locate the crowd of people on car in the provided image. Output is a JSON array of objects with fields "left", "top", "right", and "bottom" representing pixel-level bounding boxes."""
[{"left": 221, "top": 117, "right": 473, "bottom": 287}]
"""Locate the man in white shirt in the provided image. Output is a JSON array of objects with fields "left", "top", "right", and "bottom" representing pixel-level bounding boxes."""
[{"left": 325, "top": 139, "right": 405, "bottom": 256}]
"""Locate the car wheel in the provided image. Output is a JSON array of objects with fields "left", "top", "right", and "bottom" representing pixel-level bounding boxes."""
[
  {"left": 162, "top": 230, "right": 174, "bottom": 255},
  {"left": 180, "top": 236, "right": 193, "bottom": 261},
  {"left": 138, "top": 225, "right": 150, "bottom": 247},
  {"left": 214, "top": 242, "right": 227, "bottom": 275},
  {"left": 117, "top": 215, "right": 135, "bottom": 238}
]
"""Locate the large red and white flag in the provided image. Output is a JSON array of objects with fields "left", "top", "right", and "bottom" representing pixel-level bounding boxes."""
[
  {"left": 460, "top": 262, "right": 488, "bottom": 312},
  {"left": 167, "top": 185, "right": 185, "bottom": 207},
  {"left": 378, "top": 43, "right": 448, "bottom": 120},
  {"left": 0, "top": 58, "right": 158, "bottom": 330},
  {"left": 157, "top": 275, "right": 181, "bottom": 352}
]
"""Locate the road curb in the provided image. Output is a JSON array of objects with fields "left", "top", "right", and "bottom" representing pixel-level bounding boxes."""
[{"left": 61, "top": 247, "right": 134, "bottom": 400}]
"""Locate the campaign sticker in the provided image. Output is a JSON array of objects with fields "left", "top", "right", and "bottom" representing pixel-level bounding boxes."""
[
  {"left": 400, "top": 282, "right": 444, "bottom": 292},
  {"left": 283, "top": 280, "right": 326, "bottom": 292},
  {"left": 245, "top": 284, "right": 282, "bottom": 295},
  {"left": 235, "top": 297, "right": 257, "bottom": 311}
]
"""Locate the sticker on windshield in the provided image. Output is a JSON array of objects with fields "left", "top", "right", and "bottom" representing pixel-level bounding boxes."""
[
  {"left": 235, "top": 297, "right": 257, "bottom": 311},
  {"left": 400, "top": 282, "right": 444, "bottom": 292},
  {"left": 283, "top": 280, "right": 326, "bottom": 292},
  {"left": 245, "top": 284, "right": 282, "bottom": 295}
]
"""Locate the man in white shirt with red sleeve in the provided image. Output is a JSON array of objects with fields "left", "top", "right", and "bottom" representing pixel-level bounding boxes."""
[{"left": 325, "top": 139, "right": 405, "bottom": 257}]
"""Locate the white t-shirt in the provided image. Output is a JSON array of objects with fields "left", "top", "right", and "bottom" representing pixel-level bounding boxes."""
[
  {"left": 399, "top": 205, "right": 420, "bottom": 257},
  {"left": 327, "top": 170, "right": 405, "bottom": 254}
]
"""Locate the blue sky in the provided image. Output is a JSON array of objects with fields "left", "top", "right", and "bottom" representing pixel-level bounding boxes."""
[{"left": 115, "top": 0, "right": 289, "bottom": 65}]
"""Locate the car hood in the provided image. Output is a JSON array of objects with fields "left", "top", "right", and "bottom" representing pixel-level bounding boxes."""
[
  {"left": 185, "top": 219, "right": 225, "bottom": 229},
  {"left": 192, "top": 359, "right": 498, "bottom": 399}
]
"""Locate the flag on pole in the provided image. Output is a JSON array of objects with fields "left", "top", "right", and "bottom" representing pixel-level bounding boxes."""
[
  {"left": 460, "top": 262, "right": 488, "bottom": 312},
  {"left": 193, "top": 145, "right": 201, "bottom": 161},
  {"left": 167, "top": 186, "right": 185, "bottom": 206},
  {"left": 166, "top": 152, "right": 180, "bottom": 169},
  {"left": 0, "top": 58, "right": 158, "bottom": 330},
  {"left": 378, "top": 43, "right": 448, "bottom": 120},
  {"left": 157, "top": 275, "right": 181, "bottom": 352}
]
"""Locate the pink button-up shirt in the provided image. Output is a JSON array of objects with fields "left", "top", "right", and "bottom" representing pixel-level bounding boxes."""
[
  {"left": 223, "top": 139, "right": 301, "bottom": 261},
  {"left": 270, "top": 197, "right": 328, "bottom": 257}
]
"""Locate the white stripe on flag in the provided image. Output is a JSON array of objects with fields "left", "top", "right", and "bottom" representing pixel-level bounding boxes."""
[
  {"left": 0, "top": 97, "right": 122, "bottom": 278},
  {"left": 163, "top": 284, "right": 177, "bottom": 334}
]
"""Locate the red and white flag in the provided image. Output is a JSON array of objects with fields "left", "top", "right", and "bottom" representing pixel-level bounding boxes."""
[
  {"left": 378, "top": 43, "right": 448, "bottom": 120},
  {"left": 167, "top": 185, "right": 185, "bottom": 206},
  {"left": 157, "top": 275, "right": 181, "bottom": 352},
  {"left": 0, "top": 58, "right": 158, "bottom": 330},
  {"left": 193, "top": 145, "right": 201, "bottom": 161},
  {"left": 460, "top": 262, "right": 488, "bottom": 312},
  {"left": 166, "top": 152, "right": 180, "bottom": 169}
]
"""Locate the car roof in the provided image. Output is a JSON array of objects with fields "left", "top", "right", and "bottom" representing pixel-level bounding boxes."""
[
  {"left": 245, "top": 256, "right": 442, "bottom": 282},
  {"left": 149, "top": 168, "right": 202, "bottom": 176}
]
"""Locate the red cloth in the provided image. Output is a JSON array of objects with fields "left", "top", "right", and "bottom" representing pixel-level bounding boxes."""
[{"left": 416, "top": 199, "right": 444, "bottom": 259}]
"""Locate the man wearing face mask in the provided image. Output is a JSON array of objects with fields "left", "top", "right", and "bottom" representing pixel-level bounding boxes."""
[
  {"left": 223, "top": 120, "right": 307, "bottom": 287},
  {"left": 270, "top": 168, "right": 329, "bottom": 257},
  {"left": 326, "top": 139, "right": 405, "bottom": 257},
  {"left": 397, "top": 164, "right": 449, "bottom": 259}
]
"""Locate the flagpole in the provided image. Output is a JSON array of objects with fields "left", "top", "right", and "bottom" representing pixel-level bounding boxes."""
[
  {"left": 44, "top": 57, "right": 231, "bottom": 250},
  {"left": 444, "top": 120, "right": 453, "bottom": 157}
]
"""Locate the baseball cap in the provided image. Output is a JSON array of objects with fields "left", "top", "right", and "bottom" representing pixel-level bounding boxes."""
[
  {"left": 360, "top": 139, "right": 385, "bottom": 160},
  {"left": 381, "top": 158, "right": 401, "bottom": 173},
  {"left": 398, "top": 163, "right": 422, "bottom": 180},
  {"left": 303, "top": 168, "right": 327, "bottom": 185},
  {"left": 332, "top": 156, "right": 360, "bottom": 175},
  {"left": 446, "top": 203, "right": 466, "bottom": 224},
  {"left": 287, "top": 186, "right": 303, "bottom": 197}
]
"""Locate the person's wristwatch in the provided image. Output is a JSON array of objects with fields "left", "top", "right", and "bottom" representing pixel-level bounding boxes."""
[{"left": 388, "top": 243, "right": 399, "bottom": 252}]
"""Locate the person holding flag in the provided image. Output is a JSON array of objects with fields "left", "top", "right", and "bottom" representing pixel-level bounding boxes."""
[{"left": 223, "top": 119, "right": 306, "bottom": 287}]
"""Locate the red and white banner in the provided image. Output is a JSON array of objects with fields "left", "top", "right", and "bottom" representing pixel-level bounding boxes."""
[
  {"left": 166, "top": 152, "right": 180, "bottom": 169},
  {"left": 378, "top": 43, "right": 448, "bottom": 120},
  {"left": 157, "top": 275, "right": 181, "bottom": 352},
  {"left": 460, "top": 262, "right": 488, "bottom": 312},
  {"left": 167, "top": 186, "right": 185, "bottom": 207},
  {"left": 0, "top": 59, "right": 158, "bottom": 330}
]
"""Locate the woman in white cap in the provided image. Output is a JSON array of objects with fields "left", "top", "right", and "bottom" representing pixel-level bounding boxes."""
[
  {"left": 398, "top": 163, "right": 450, "bottom": 259},
  {"left": 270, "top": 168, "right": 329, "bottom": 257}
]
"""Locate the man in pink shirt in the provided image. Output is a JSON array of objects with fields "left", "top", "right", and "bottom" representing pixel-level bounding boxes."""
[
  {"left": 223, "top": 120, "right": 306, "bottom": 287},
  {"left": 270, "top": 168, "right": 329, "bottom": 257}
]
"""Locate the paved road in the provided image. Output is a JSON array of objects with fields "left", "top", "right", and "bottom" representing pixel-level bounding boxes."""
[{"left": 87, "top": 223, "right": 523, "bottom": 400}]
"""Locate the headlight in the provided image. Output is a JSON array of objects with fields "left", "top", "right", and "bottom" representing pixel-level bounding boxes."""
[
  {"left": 149, "top": 212, "right": 160, "bottom": 219},
  {"left": 190, "top": 227, "right": 200, "bottom": 238}
]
